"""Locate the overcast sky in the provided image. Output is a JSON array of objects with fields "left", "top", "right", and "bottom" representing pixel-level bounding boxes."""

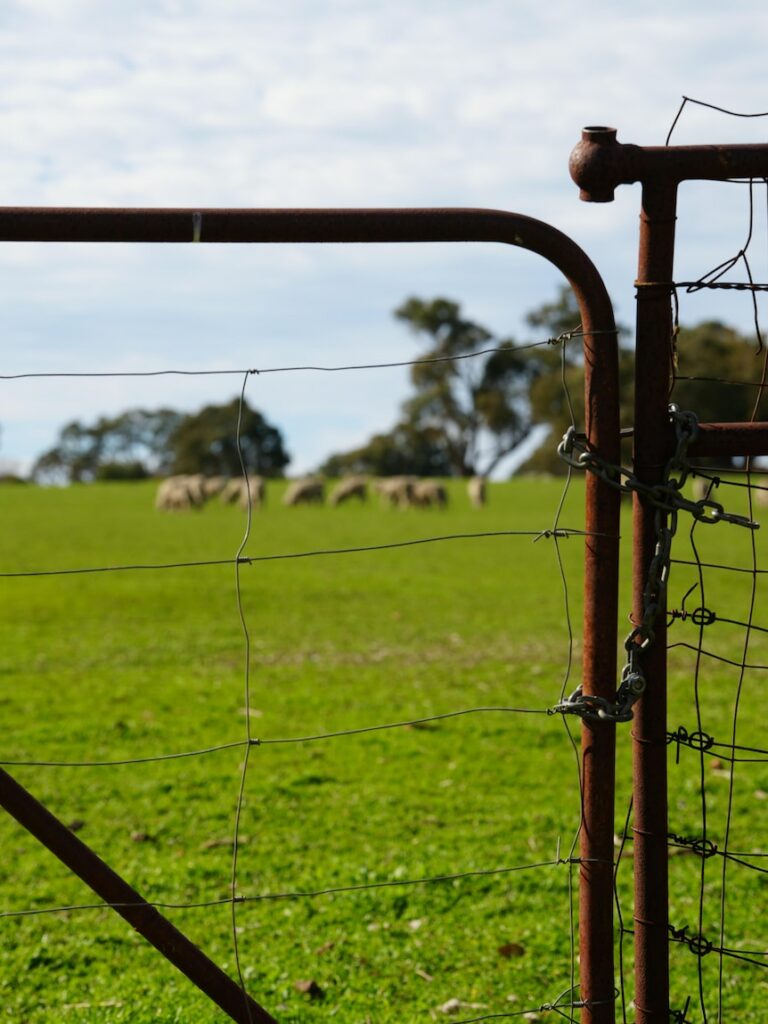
[{"left": 2, "top": 0, "right": 768, "bottom": 475}]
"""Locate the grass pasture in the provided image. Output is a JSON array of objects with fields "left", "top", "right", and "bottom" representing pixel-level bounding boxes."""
[{"left": 1, "top": 476, "right": 768, "bottom": 1021}]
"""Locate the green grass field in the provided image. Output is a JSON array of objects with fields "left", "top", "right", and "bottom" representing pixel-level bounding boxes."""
[{"left": 1, "top": 477, "right": 768, "bottom": 1022}]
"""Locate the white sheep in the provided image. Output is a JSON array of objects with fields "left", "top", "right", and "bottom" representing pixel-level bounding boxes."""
[
  {"left": 412, "top": 479, "right": 448, "bottom": 508},
  {"left": 155, "top": 475, "right": 205, "bottom": 511},
  {"left": 467, "top": 476, "right": 486, "bottom": 508},
  {"left": 282, "top": 478, "right": 324, "bottom": 506},
  {"left": 203, "top": 475, "right": 228, "bottom": 498},
  {"left": 374, "top": 476, "right": 416, "bottom": 508},
  {"left": 691, "top": 477, "right": 710, "bottom": 503},
  {"left": 221, "top": 475, "right": 266, "bottom": 510},
  {"left": 329, "top": 476, "right": 368, "bottom": 506}
]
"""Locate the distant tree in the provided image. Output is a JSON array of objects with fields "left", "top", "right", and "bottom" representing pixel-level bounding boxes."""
[
  {"left": 320, "top": 293, "right": 577, "bottom": 478},
  {"left": 95, "top": 461, "right": 150, "bottom": 481},
  {"left": 520, "top": 289, "right": 766, "bottom": 473},
  {"left": 392, "top": 297, "right": 540, "bottom": 477},
  {"left": 320, "top": 422, "right": 453, "bottom": 477},
  {"left": 32, "top": 400, "right": 289, "bottom": 483},
  {"left": 32, "top": 408, "right": 182, "bottom": 484},
  {"left": 519, "top": 287, "right": 630, "bottom": 474},
  {"left": 671, "top": 320, "right": 768, "bottom": 422},
  {"left": 167, "top": 398, "right": 290, "bottom": 477}
]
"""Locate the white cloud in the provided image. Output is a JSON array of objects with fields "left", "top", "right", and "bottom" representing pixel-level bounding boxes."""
[{"left": 2, "top": 0, "right": 768, "bottom": 467}]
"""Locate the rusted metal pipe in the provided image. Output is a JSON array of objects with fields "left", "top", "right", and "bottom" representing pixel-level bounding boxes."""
[
  {"left": 689, "top": 421, "right": 768, "bottom": 458},
  {"left": 0, "top": 767, "right": 276, "bottom": 1023},
  {"left": 570, "top": 126, "right": 768, "bottom": 203},
  {"left": 630, "top": 181, "right": 679, "bottom": 1022},
  {"left": 572, "top": 124, "right": 768, "bottom": 1021}
]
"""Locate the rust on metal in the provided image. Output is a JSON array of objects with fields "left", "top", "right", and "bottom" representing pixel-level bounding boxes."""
[
  {"left": 1, "top": 203, "right": 622, "bottom": 1023},
  {"left": 689, "top": 421, "right": 768, "bottom": 458},
  {"left": 570, "top": 126, "right": 768, "bottom": 204},
  {"left": 572, "top": 126, "right": 768, "bottom": 1022}
]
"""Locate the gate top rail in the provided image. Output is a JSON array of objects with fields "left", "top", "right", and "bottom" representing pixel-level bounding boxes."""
[{"left": 570, "top": 126, "right": 768, "bottom": 203}]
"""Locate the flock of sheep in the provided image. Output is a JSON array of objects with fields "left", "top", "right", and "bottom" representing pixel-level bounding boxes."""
[{"left": 155, "top": 473, "right": 487, "bottom": 511}]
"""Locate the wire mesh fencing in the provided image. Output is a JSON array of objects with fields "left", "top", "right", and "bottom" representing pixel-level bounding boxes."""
[{"left": 581, "top": 100, "right": 768, "bottom": 1024}]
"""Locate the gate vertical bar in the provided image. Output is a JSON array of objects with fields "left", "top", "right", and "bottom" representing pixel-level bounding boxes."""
[
  {"left": 631, "top": 181, "right": 678, "bottom": 1021},
  {"left": 579, "top": 311, "right": 621, "bottom": 1024},
  {"left": 571, "top": 126, "right": 768, "bottom": 1021}
]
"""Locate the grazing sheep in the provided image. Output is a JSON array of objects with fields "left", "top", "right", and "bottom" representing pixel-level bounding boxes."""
[
  {"left": 467, "top": 476, "right": 486, "bottom": 508},
  {"left": 282, "top": 478, "right": 324, "bottom": 506},
  {"left": 220, "top": 478, "right": 241, "bottom": 504},
  {"left": 691, "top": 477, "right": 710, "bottom": 502},
  {"left": 155, "top": 475, "right": 205, "bottom": 511},
  {"left": 221, "top": 475, "right": 266, "bottom": 510},
  {"left": 203, "top": 475, "right": 228, "bottom": 498},
  {"left": 412, "top": 479, "right": 448, "bottom": 508},
  {"left": 329, "top": 475, "right": 368, "bottom": 506},
  {"left": 374, "top": 476, "right": 417, "bottom": 508}
]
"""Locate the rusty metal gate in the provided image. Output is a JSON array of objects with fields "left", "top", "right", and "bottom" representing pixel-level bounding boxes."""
[
  {"left": 569, "top": 128, "right": 768, "bottom": 1022},
  {"left": 7, "top": 129, "right": 763, "bottom": 1022},
  {"left": 0, "top": 207, "right": 621, "bottom": 1020}
]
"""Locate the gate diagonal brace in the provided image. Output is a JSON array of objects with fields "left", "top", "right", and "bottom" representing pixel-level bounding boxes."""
[{"left": 551, "top": 404, "right": 758, "bottom": 724}]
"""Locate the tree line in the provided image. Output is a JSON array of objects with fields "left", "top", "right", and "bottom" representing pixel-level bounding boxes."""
[
  {"left": 31, "top": 289, "right": 765, "bottom": 483},
  {"left": 32, "top": 400, "right": 290, "bottom": 484}
]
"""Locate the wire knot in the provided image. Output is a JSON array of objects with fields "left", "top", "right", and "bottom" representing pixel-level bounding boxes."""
[
  {"left": 668, "top": 923, "right": 713, "bottom": 957},
  {"left": 668, "top": 831, "right": 718, "bottom": 859},
  {"left": 667, "top": 726, "right": 715, "bottom": 763},
  {"left": 670, "top": 996, "right": 693, "bottom": 1023},
  {"left": 533, "top": 528, "right": 570, "bottom": 543}
]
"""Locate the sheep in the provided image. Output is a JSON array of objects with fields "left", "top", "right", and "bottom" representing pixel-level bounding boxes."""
[
  {"left": 221, "top": 475, "right": 266, "bottom": 510},
  {"left": 155, "top": 475, "right": 205, "bottom": 511},
  {"left": 329, "top": 475, "right": 368, "bottom": 506},
  {"left": 184, "top": 473, "right": 207, "bottom": 506},
  {"left": 374, "top": 476, "right": 416, "bottom": 508},
  {"left": 467, "top": 475, "right": 486, "bottom": 508},
  {"left": 282, "top": 478, "right": 324, "bottom": 506},
  {"left": 412, "top": 479, "right": 448, "bottom": 508},
  {"left": 691, "top": 477, "right": 710, "bottom": 503},
  {"left": 203, "top": 475, "right": 228, "bottom": 498}
]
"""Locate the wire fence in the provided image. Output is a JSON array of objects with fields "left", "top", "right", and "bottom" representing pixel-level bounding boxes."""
[
  {"left": 0, "top": 319, "right": 610, "bottom": 1021},
  {"left": 606, "top": 97, "right": 768, "bottom": 1024}
]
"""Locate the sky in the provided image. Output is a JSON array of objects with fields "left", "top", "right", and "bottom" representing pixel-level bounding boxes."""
[{"left": 2, "top": 0, "right": 768, "bottom": 476}]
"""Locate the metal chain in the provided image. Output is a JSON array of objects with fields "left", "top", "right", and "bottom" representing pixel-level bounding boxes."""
[{"left": 551, "top": 404, "right": 758, "bottom": 723}]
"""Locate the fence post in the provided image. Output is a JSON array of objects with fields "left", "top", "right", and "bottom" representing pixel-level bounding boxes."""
[
  {"left": 578, "top": 308, "right": 621, "bottom": 1024},
  {"left": 630, "top": 179, "right": 678, "bottom": 1021},
  {"left": 571, "top": 123, "right": 768, "bottom": 1022}
]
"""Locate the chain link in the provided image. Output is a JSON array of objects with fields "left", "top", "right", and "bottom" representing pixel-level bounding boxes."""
[{"left": 552, "top": 405, "right": 758, "bottom": 724}]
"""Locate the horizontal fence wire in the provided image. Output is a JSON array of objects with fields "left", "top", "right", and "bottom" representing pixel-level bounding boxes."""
[
  {"left": 0, "top": 854, "right": 579, "bottom": 919},
  {"left": 0, "top": 706, "right": 552, "bottom": 766},
  {"left": 0, "top": 330, "right": 601, "bottom": 380},
  {"left": 0, "top": 528, "right": 602, "bottom": 579}
]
